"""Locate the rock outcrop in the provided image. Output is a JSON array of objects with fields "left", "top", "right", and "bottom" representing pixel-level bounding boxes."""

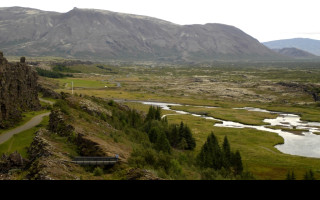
[
  {"left": 0, "top": 51, "right": 41, "bottom": 128},
  {"left": 48, "top": 108, "right": 74, "bottom": 137},
  {"left": 0, "top": 151, "right": 28, "bottom": 174},
  {"left": 126, "top": 168, "right": 162, "bottom": 180},
  {"left": 277, "top": 81, "right": 320, "bottom": 102}
]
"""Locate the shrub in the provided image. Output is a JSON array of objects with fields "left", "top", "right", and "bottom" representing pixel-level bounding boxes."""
[
  {"left": 53, "top": 99, "right": 70, "bottom": 115},
  {"left": 93, "top": 167, "right": 104, "bottom": 176}
]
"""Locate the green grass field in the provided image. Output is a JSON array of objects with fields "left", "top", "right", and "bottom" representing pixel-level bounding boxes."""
[
  {"left": 57, "top": 78, "right": 117, "bottom": 89},
  {"left": 0, "top": 109, "right": 50, "bottom": 135},
  {"left": 0, "top": 116, "right": 49, "bottom": 158}
]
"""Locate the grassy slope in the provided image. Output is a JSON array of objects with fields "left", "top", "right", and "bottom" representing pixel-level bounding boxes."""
[{"left": 0, "top": 116, "right": 49, "bottom": 158}]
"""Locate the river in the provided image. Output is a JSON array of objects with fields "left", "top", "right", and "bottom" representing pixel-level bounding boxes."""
[{"left": 118, "top": 100, "right": 320, "bottom": 159}]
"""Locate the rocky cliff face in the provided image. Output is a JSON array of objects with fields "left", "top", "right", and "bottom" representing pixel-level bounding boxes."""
[{"left": 0, "top": 51, "right": 41, "bottom": 128}]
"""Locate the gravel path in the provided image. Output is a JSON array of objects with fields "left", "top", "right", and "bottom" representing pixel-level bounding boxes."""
[
  {"left": 0, "top": 98, "right": 53, "bottom": 145},
  {"left": 0, "top": 112, "right": 50, "bottom": 145}
]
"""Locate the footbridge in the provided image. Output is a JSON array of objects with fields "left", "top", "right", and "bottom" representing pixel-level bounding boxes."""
[{"left": 71, "top": 156, "right": 119, "bottom": 166}]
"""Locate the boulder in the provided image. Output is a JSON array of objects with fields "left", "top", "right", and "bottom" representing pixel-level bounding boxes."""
[{"left": 0, "top": 151, "right": 27, "bottom": 173}]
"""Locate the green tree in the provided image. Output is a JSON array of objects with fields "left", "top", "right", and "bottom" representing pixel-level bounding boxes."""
[
  {"left": 167, "top": 124, "right": 180, "bottom": 147},
  {"left": 155, "top": 131, "right": 172, "bottom": 154},
  {"left": 232, "top": 150, "right": 243, "bottom": 175},
  {"left": 155, "top": 106, "right": 161, "bottom": 121},
  {"left": 145, "top": 106, "right": 162, "bottom": 121},
  {"left": 146, "top": 106, "right": 156, "bottom": 121},
  {"left": 183, "top": 125, "right": 196, "bottom": 150},
  {"left": 303, "top": 169, "right": 315, "bottom": 180},
  {"left": 148, "top": 127, "right": 160, "bottom": 143},
  {"left": 178, "top": 121, "right": 184, "bottom": 141},
  {"left": 286, "top": 170, "right": 296, "bottom": 180},
  {"left": 222, "top": 136, "right": 231, "bottom": 169},
  {"left": 197, "top": 132, "right": 222, "bottom": 170},
  {"left": 177, "top": 137, "right": 188, "bottom": 150}
]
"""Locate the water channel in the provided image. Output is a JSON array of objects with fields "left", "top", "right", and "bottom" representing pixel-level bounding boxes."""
[{"left": 119, "top": 100, "right": 320, "bottom": 159}]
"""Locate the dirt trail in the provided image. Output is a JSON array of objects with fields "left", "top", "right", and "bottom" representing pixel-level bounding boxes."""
[
  {"left": 0, "top": 98, "right": 53, "bottom": 145},
  {"left": 0, "top": 112, "right": 50, "bottom": 145}
]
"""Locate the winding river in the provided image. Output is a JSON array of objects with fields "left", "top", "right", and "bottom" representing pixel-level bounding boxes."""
[{"left": 120, "top": 100, "right": 320, "bottom": 159}]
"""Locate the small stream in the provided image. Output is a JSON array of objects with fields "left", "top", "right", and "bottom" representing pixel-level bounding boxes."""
[{"left": 122, "top": 100, "right": 320, "bottom": 159}]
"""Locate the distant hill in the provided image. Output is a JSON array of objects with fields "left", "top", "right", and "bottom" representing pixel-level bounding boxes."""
[
  {"left": 271, "top": 47, "right": 318, "bottom": 59},
  {"left": 263, "top": 38, "right": 320, "bottom": 56},
  {"left": 0, "top": 7, "right": 282, "bottom": 62}
]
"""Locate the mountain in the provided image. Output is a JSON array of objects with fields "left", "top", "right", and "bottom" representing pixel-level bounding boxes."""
[
  {"left": 271, "top": 47, "right": 318, "bottom": 59},
  {"left": 263, "top": 38, "right": 320, "bottom": 56},
  {"left": 0, "top": 6, "right": 282, "bottom": 62}
]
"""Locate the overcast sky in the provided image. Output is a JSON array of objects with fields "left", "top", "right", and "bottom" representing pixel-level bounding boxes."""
[{"left": 2, "top": 0, "right": 320, "bottom": 42}]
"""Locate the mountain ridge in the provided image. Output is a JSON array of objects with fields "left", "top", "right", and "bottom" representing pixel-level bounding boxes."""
[
  {"left": 0, "top": 7, "right": 283, "bottom": 62},
  {"left": 263, "top": 38, "right": 320, "bottom": 56},
  {"left": 271, "top": 47, "right": 318, "bottom": 59}
]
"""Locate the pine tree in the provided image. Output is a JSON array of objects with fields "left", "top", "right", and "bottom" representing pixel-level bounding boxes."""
[
  {"left": 178, "top": 121, "right": 184, "bottom": 141},
  {"left": 161, "top": 116, "right": 168, "bottom": 125},
  {"left": 304, "top": 169, "right": 315, "bottom": 180},
  {"left": 183, "top": 125, "right": 196, "bottom": 150},
  {"left": 155, "top": 106, "right": 161, "bottom": 121},
  {"left": 233, "top": 150, "right": 243, "bottom": 175},
  {"left": 178, "top": 137, "right": 188, "bottom": 150},
  {"left": 167, "top": 124, "right": 179, "bottom": 147},
  {"left": 155, "top": 131, "right": 172, "bottom": 154},
  {"left": 197, "top": 132, "right": 222, "bottom": 170},
  {"left": 222, "top": 136, "right": 231, "bottom": 169},
  {"left": 146, "top": 106, "right": 155, "bottom": 121},
  {"left": 148, "top": 127, "right": 160, "bottom": 143},
  {"left": 291, "top": 171, "right": 296, "bottom": 180},
  {"left": 286, "top": 170, "right": 296, "bottom": 180}
]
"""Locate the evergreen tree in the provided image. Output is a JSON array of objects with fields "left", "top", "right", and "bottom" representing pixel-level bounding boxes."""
[
  {"left": 304, "top": 169, "right": 315, "bottom": 180},
  {"left": 178, "top": 121, "right": 184, "bottom": 141},
  {"left": 155, "top": 131, "right": 172, "bottom": 154},
  {"left": 233, "top": 150, "right": 243, "bottom": 175},
  {"left": 161, "top": 116, "right": 168, "bottom": 125},
  {"left": 177, "top": 138, "right": 188, "bottom": 150},
  {"left": 146, "top": 106, "right": 156, "bottom": 121},
  {"left": 129, "top": 109, "right": 141, "bottom": 128},
  {"left": 291, "top": 171, "right": 296, "bottom": 180},
  {"left": 148, "top": 127, "right": 160, "bottom": 143},
  {"left": 222, "top": 136, "right": 231, "bottom": 169},
  {"left": 145, "top": 106, "right": 162, "bottom": 121},
  {"left": 197, "top": 132, "right": 222, "bottom": 170},
  {"left": 155, "top": 106, "right": 161, "bottom": 121},
  {"left": 286, "top": 170, "right": 296, "bottom": 180},
  {"left": 167, "top": 124, "right": 180, "bottom": 147},
  {"left": 183, "top": 125, "right": 196, "bottom": 150}
]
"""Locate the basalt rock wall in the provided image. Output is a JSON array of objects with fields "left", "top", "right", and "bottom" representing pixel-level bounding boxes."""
[{"left": 0, "top": 51, "right": 41, "bottom": 128}]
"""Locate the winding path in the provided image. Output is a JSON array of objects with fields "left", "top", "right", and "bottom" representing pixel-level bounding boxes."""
[{"left": 0, "top": 98, "right": 53, "bottom": 145}]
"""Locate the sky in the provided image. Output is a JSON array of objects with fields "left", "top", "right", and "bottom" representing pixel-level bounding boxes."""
[{"left": 2, "top": 0, "right": 320, "bottom": 42}]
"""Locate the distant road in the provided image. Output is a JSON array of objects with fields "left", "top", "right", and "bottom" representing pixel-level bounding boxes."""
[{"left": 0, "top": 98, "right": 53, "bottom": 145}]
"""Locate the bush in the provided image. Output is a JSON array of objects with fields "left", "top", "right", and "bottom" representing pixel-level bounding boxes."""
[
  {"left": 53, "top": 99, "right": 70, "bottom": 115},
  {"left": 93, "top": 167, "right": 104, "bottom": 176},
  {"left": 168, "top": 159, "right": 183, "bottom": 177}
]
